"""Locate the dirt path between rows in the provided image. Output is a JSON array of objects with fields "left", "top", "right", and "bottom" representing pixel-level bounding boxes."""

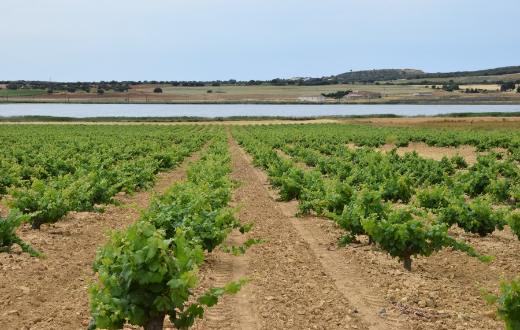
[
  {"left": 277, "top": 202, "right": 411, "bottom": 330},
  {"left": 0, "top": 149, "right": 203, "bottom": 330},
  {"left": 247, "top": 144, "right": 409, "bottom": 329},
  {"left": 193, "top": 137, "right": 368, "bottom": 330},
  {"left": 265, "top": 148, "right": 410, "bottom": 328},
  {"left": 270, "top": 144, "right": 516, "bottom": 330}
]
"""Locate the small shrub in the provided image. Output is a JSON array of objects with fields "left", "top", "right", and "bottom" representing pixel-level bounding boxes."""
[
  {"left": 439, "top": 198, "right": 504, "bottom": 236},
  {"left": 334, "top": 189, "right": 389, "bottom": 242},
  {"left": 0, "top": 210, "right": 40, "bottom": 257},
  {"left": 484, "top": 278, "right": 520, "bottom": 330},
  {"left": 508, "top": 211, "right": 520, "bottom": 240},
  {"left": 381, "top": 175, "right": 413, "bottom": 203},
  {"left": 451, "top": 155, "right": 467, "bottom": 169},
  {"left": 416, "top": 185, "right": 451, "bottom": 210}
]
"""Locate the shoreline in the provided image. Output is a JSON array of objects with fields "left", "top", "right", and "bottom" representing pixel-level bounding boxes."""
[
  {"left": 1, "top": 99, "right": 520, "bottom": 106},
  {"left": 1, "top": 112, "right": 520, "bottom": 123}
]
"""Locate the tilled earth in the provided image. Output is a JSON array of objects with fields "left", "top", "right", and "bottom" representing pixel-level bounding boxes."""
[
  {"left": 0, "top": 151, "right": 202, "bottom": 330},
  {"left": 0, "top": 139, "right": 518, "bottom": 330}
]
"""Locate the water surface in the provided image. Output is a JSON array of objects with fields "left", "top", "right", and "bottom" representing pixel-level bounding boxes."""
[{"left": 0, "top": 104, "right": 519, "bottom": 118}]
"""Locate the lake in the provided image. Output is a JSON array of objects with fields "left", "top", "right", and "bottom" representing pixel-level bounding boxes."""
[{"left": 0, "top": 103, "right": 520, "bottom": 118}]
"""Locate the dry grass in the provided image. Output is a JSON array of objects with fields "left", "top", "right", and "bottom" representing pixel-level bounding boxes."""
[
  {"left": 4, "top": 116, "right": 520, "bottom": 130},
  {"left": 132, "top": 83, "right": 434, "bottom": 101},
  {"left": 2, "top": 82, "right": 519, "bottom": 104},
  {"left": 459, "top": 84, "right": 501, "bottom": 91},
  {"left": 343, "top": 116, "right": 520, "bottom": 130},
  {"left": 7, "top": 84, "right": 513, "bottom": 103}
]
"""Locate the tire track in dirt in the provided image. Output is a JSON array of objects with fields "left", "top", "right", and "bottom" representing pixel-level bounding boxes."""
[
  {"left": 192, "top": 137, "right": 258, "bottom": 330},
  {"left": 193, "top": 230, "right": 258, "bottom": 330},
  {"left": 268, "top": 146, "right": 511, "bottom": 330},
  {"left": 0, "top": 148, "right": 204, "bottom": 330},
  {"left": 204, "top": 137, "right": 368, "bottom": 330},
  {"left": 284, "top": 206, "right": 410, "bottom": 330},
  {"left": 270, "top": 149, "right": 413, "bottom": 329}
]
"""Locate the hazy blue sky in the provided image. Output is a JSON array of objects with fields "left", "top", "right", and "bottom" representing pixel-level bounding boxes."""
[{"left": 1, "top": 0, "right": 518, "bottom": 81}]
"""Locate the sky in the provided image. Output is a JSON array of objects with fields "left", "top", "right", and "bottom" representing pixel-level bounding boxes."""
[{"left": 1, "top": 0, "right": 518, "bottom": 81}]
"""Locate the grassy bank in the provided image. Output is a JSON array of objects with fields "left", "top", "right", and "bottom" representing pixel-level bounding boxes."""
[{"left": 1, "top": 113, "right": 520, "bottom": 123}]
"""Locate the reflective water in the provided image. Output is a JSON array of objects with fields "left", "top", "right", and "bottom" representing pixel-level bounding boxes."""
[{"left": 0, "top": 103, "right": 519, "bottom": 118}]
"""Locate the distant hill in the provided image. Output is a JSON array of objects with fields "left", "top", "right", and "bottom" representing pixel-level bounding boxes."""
[
  {"left": 334, "top": 69, "right": 424, "bottom": 83},
  {"left": 413, "top": 66, "right": 520, "bottom": 80},
  {"left": 332, "top": 66, "right": 520, "bottom": 83}
]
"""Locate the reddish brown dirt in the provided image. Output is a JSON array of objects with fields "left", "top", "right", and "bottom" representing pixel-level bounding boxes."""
[
  {"left": 344, "top": 116, "right": 520, "bottom": 130},
  {"left": 276, "top": 144, "right": 519, "bottom": 329},
  {"left": 0, "top": 202, "right": 9, "bottom": 217},
  {"left": 376, "top": 142, "right": 482, "bottom": 164},
  {"left": 276, "top": 149, "right": 313, "bottom": 170},
  {"left": 0, "top": 151, "right": 203, "bottom": 330},
  {"left": 2, "top": 136, "right": 517, "bottom": 330},
  {"left": 375, "top": 142, "right": 510, "bottom": 165},
  {"left": 192, "top": 230, "right": 258, "bottom": 330},
  {"left": 193, "top": 138, "right": 368, "bottom": 330},
  {"left": 289, "top": 216, "right": 519, "bottom": 330}
]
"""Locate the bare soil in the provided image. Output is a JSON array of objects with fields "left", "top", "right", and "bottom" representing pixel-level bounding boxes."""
[
  {"left": 3, "top": 116, "right": 520, "bottom": 130},
  {"left": 193, "top": 138, "right": 368, "bottom": 329},
  {"left": 0, "top": 151, "right": 202, "bottom": 330},
  {"left": 376, "top": 142, "right": 481, "bottom": 164},
  {"left": 345, "top": 116, "right": 520, "bottom": 129},
  {"left": 375, "top": 142, "right": 509, "bottom": 165},
  {"left": 290, "top": 215, "right": 520, "bottom": 330},
  {"left": 278, "top": 141, "right": 519, "bottom": 329},
  {"left": 1, "top": 136, "right": 517, "bottom": 330},
  {"left": 276, "top": 149, "right": 313, "bottom": 170}
]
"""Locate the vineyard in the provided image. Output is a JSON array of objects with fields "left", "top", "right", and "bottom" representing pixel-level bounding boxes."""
[{"left": 1, "top": 123, "right": 519, "bottom": 330}]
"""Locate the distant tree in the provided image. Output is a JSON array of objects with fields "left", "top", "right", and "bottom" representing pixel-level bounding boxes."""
[
  {"left": 180, "top": 81, "right": 205, "bottom": 87},
  {"left": 321, "top": 90, "right": 352, "bottom": 100},
  {"left": 517, "top": 86, "right": 520, "bottom": 93},
  {"left": 211, "top": 82, "right": 221, "bottom": 87},
  {"left": 47, "top": 89, "right": 54, "bottom": 94},
  {"left": 153, "top": 87, "right": 163, "bottom": 93},
  {"left": 97, "top": 88, "right": 105, "bottom": 95},
  {"left": 442, "top": 81, "right": 459, "bottom": 92},
  {"left": 500, "top": 82, "right": 516, "bottom": 92},
  {"left": 270, "top": 78, "right": 286, "bottom": 86},
  {"left": 6, "top": 83, "right": 18, "bottom": 90},
  {"left": 113, "top": 84, "right": 129, "bottom": 92}
]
